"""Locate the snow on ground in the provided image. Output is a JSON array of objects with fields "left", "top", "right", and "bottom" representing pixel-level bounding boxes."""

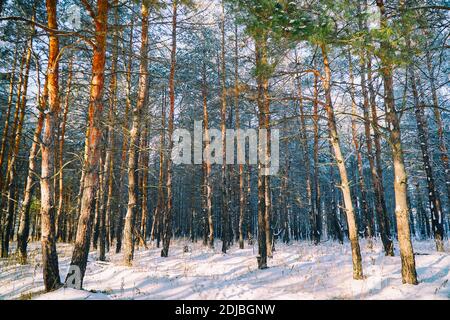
[{"left": 0, "top": 239, "right": 449, "bottom": 300}]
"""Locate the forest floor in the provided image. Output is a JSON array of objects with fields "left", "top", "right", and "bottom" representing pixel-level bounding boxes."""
[{"left": 0, "top": 238, "right": 449, "bottom": 300}]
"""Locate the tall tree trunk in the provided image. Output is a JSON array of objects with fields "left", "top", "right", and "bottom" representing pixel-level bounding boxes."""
[
  {"left": 255, "top": 33, "right": 269, "bottom": 269},
  {"left": 357, "top": 0, "right": 393, "bottom": 255},
  {"left": 0, "top": 45, "right": 18, "bottom": 177},
  {"left": 246, "top": 163, "right": 253, "bottom": 244},
  {"left": 376, "top": 0, "right": 417, "bottom": 286},
  {"left": 151, "top": 89, "right": 166, "bottom": 246},
  {"left": 1, "top": 24, "right": 33, "bottom": 258},
  {"left": 17, "top": 74, "right": 47, "bottom": 264},
  {"left": 161, "top": 0, "right": 177, "bottom": 258},
  {"left": 234, "top": 21, "right": 245, "bottom": 250},
  {"left": 410, "top": 68, "right": 445, "bottom": 251},
  {"left": 139, "top": 122, "right": 149, "bottom": 246},
  {"left": 99, "top": 0, "right": 119, "bottom": 259},
  {"left": 297, "top": 74, "right": 317, "bottom": 244},
  {"left": 312, "top": 72, "right": 321, "bottom": 245},
  {"left": 66, "top": 0, "right": 108, "bottom": 288},
  {"left": 366, "top": 58, "right": 394, "bottom": 255},
  {"left": 40, "top": 0, "right": 61, "bottom": 291},
  {"left": 220, "top": 2, "right": 229, "bottom": 254},
  {"left": 115, "top": 19, "right": 134, "bottom": 252},
  {"left": 348, "top": 51, "right": 372, "bottom": 245},
  {"left": 321, "top": 43, "right": 363, "bottom": 280},
  {"left": 56, "top": 59, "right": 73, "bottom": 240},
  {"left": 424, "top": 46, "right": 450, "bottom": 207},
  {"left": 201, "top": 53, "right": 214, "bottom": 249},
  {"left": 124, "top": 0, "right": 150, "bottom": 265}
]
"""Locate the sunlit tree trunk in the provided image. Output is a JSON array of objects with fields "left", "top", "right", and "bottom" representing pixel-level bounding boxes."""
[
  {"left": 40, "top": 0, "right": 61, "bottom": 291},
  {"left": 124, "top": 0, "right": 150, "bottom": 265},
  {"left": 67, "top": 0, "right": 109, "bottom": 288},
  {"left": 17, "top": 74, "right": 47, "bottom": 264},
  {"left": 321, "top": 43, "right": 363, "bottom": 280},
  {"left": 376, "top": 0, "right": 417, "bottom": 286},
  {"left": 201, "top": 53, "right": 214, "bottom": 249}
]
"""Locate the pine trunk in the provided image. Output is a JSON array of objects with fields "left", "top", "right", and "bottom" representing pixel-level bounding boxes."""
[
  {"left": 376, "top": 0, "right": 417, "bottom": 285},
  {"left": 161, "top": 0, "right": 177, "bottom": 258},
  {"left": 321, "top": 43, "right": 363, "bottom": 280},
  {"left": 67, "top": 0, "right": 108, "bottom": 288},
  {"left": 40, "top": 0, "right": 61, "bottom": 291},
  {"left": 124, "top": 1, "right": 150, "bottom": 265}
]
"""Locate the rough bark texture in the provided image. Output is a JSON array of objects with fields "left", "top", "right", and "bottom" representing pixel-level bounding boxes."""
[
  {"left": 124, "top": 0, "right": 150, "bottom": 266},
  {"left": 67, "top": 0, "right": 108, "bottom": 288},
  {"left": 376, "top": 0, "right": 417, "bottom": 285},
  {"left": 255, "top": 34, "right": 269, "bottom": 269},
  {"left": 40, "top": 0, "right": 61, "bottom": 291}
]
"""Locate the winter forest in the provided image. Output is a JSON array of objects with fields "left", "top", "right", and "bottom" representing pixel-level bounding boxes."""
[{"left": 0, "top": 0, "right": 449, "bottom": 300}]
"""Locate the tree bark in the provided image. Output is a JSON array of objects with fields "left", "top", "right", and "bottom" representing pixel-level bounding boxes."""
[
  {"left": 234, "top": 21, "right": 245, "bottom": 250},
  {"left": 66, "top": 0, "right": 108, "bottom": 288},
  {"left": 151, "top": 88, "right": 166, "bottom": 246},
  {"left": 220, "top": 2, "right": 230, "bottom": 254},
  {"left": 161, "top": 0, "right": 177, "bottom": 258},
  {"left": 17, "top": 73, "right": 47, "bottom": 264},
  {"left": 255, "top": 33, "right": 269, "bottom": 269},
  {"left": 1, "top": 23, "right": 33, "bottom": 258},
  {"left": 40, "top": 0, "right": 61, "bottom": 291},
  {"left": 348, "top": 51, "right": 372, "bottom": 245},
  {"left": 124, "top": 0, "right": 150, "bottom": 265},
  {"left": 201, "top": 52, "right": 214, "bottom": 249},
  {"left": 321, "top": 43, "right": 363, "bottom": 280},
  {"left": 410, "top": 68, "right": 445, "bottom": 251},
  {"left": 0, "top": 45, "right": 19, "bottom": 178},
  {"left": 115, "top": 18, "right": 134, "bottom": 252},
  {"left": 424, "top": 46, "right": 450, "bottom": 208},
  {"left": 376, "top": 0, "right": 417, "bottom": 285},
  {"left": 55, "top": 59, "right": 73, "bottom": 240},
  {"left": 297, "top": 75, "right": 317, "bottom": 244}
]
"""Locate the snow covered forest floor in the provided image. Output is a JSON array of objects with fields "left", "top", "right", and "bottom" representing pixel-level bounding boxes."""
[{"left": 0, "top": 239, "right": 449, "bottom": 300}]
